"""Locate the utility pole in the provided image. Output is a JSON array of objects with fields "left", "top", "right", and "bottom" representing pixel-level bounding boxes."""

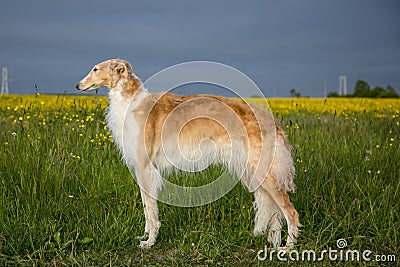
[{"left": 339, "top": 75, "right": 347, "bottom": 96}]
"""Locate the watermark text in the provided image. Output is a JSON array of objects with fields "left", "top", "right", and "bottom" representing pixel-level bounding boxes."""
[{"left": 257, "top": 239, "right": 396, "bottom": 263}]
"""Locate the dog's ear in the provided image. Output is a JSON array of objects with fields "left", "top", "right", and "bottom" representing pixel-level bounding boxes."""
[
  {"left": 110, "top": 60, "right": 133, "bottom": 78},
  {"left": 110, "top": 61, "right": 126, "bottom": 74}
]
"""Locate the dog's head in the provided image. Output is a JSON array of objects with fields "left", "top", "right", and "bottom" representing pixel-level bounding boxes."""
[{"left": 76, "top": 59, "right": 135, "bottom": 91}]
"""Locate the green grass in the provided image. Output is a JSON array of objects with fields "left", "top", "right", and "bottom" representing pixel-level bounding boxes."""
[{"left": 0, "top": 96, "right": 399, "bottom": 266}]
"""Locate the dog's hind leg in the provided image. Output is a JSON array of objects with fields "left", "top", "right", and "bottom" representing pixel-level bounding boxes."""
[
  {"left": 253, "top": 187, "right": 283, "bottom": 248},
  {"left": 258, "top": 127, "right": 299, "bottom": 248},
  {"left": 260, "top": 176, "right": 299, "bottom": 248}
]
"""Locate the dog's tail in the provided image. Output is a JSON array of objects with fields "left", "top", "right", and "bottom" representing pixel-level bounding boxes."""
[{"left": 272, "top": 121, "right": 296, "bottom": 192}]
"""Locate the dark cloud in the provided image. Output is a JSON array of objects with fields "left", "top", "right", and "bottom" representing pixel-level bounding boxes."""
[{"left": 1, "top": 0, "right": 399, "bottom": 96}]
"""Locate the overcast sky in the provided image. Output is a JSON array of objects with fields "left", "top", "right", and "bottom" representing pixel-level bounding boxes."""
[{"left": 1, "top": 0, "right": 399, "bottom": 97}]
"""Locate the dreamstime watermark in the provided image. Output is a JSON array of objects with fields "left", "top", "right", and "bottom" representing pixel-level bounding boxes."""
[{"left": 257, "top": 239, "right": 397, "bottom": 263}]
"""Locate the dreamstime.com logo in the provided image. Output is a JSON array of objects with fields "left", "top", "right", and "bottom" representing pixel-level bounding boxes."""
[{"left": 257, "top": 239, "right": 397, "bottom": 263}]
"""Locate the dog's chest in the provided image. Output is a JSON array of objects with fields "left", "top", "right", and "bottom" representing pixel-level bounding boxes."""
[{"left": 106, "top": 90, "right": 147, "bottom": 166}]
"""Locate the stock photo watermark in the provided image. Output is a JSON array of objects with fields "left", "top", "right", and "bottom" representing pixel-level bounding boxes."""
[{"left": 257, "top": 239, "right": 396, "bottom": 263}]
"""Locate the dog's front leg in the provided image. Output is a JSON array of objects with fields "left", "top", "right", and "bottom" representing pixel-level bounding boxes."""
[
  {"left": 137, "top": 188, "right": 150, "bottom": 241},
  {"left": 136, "top": 165, "right": 161, "bottom": 249},
  {"left": 139, "top": 193, "right": 160, "bottom": 249}
]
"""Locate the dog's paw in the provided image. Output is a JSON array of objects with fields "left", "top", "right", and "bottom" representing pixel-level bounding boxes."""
[
  {"left": 139, "top": 240, "right": 155, "bottom": 249},
  {"left": 136, "top": 232, "right": 149, "bottom": 241}
]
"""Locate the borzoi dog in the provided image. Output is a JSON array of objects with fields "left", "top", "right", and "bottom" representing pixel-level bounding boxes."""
[{"left": 76, "top": 59, "right": 299, "bottom": 249}]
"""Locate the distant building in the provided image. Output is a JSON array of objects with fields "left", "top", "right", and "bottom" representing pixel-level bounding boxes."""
[{"left": 1, "top": 67, "right": 9, "bottom": 95}]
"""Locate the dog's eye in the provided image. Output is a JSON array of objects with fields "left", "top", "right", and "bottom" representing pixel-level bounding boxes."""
[{"left": 93, "top": 67, "right": 98, "bottom": 72}]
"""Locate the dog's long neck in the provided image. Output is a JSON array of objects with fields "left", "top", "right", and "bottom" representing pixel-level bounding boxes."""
[
  {"left": 106, "top": 75, "right": 149, "bottom": 156},
  {"left": 108, "top": 75, "right": 148, "bottom": 104},
  {"left": 114, "top": 75, "right": 145, "bottom": 98}
]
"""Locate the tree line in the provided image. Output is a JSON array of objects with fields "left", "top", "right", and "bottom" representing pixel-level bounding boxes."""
[{"left": 328, "top": 80, "right": 399, "bottom": 98}]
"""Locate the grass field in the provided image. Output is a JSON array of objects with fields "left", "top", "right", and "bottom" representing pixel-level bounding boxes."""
[{"left": 0, "top": 95, "right": 399, "bottom": 266}]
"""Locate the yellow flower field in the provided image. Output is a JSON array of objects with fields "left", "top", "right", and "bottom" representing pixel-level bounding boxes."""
[
  {"left": 248, "top": 97, "right": 400, "bottom": 118},
  {"left": 1, "top": 94, "right": 399, "bottom": 118},
  {"left": 0, "top": 94, "right": 107, "bottom": 112}
]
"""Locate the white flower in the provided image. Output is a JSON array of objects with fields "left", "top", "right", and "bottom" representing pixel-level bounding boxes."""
[{"left": 12, "top": 132, "right": 17, "bottom": 137}]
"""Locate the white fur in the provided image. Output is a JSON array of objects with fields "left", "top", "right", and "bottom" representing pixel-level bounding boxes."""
[{"left": 105, "top": 86, "right": 149, "bottom": 167}]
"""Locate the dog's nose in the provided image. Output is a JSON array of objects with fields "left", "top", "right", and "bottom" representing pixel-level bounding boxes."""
[{"left": 76, "top": 83, "right": 81, "bottom": 90}]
